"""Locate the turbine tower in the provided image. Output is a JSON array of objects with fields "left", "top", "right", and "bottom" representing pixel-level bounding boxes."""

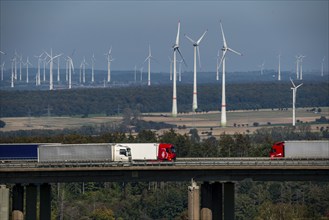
[
  {"left": 321, "top": 56, "right": 325, "bottom": 77},
  {"left": 34, "top": 52, "right": 44, "bottom": 86},
  {"left": 299, "top": 55, "right": 305, "bottom": 80},
  {"left": 24, "top": 57, "right": 32, "bottom": 83},
  {"left": 218, "top": 20, "right": 242, "bottom": 127},
  {"left": 91, "top": 53, "right": 96, "bottom": 82},
  {"left": 278, "top": 53, "right": 281, "bottom": 81},
  {"left": 171, "top": 20, "right": 186, "bottom": 117},
  {"left": 290, "top": 78, "right": 302, "bottom": 126},
  {"left": 67, "top": 56, "right": 74, "bottom": 89},
  {"left": 1, "top": 62, "right": 5, "bottom": 81},
  {"left": 57, "top": 56, "right": 60, "bottom": 82},
  {"left": 81, "top": 57, "right": 88, "bottom": 83},
  {"left": 258, "top": 62, "right": 265, "bottom": 75},
  {"left": 105, "top": 47, "right": 114, "bottom": 82},
  {"left": 178, "top": 59, "right": 183, "bottom": 82},
  {"left": 143, "top": 44, "right": 154, "bottom": 86},
  {"left": 168, "top": 56, "right": 173, "bottom": 81},
  {"left": 185, "top": 29, "right": 207, "bottom": 112},
  {"left": 45, "top": 48, "right": 62, "bottom": 90}
]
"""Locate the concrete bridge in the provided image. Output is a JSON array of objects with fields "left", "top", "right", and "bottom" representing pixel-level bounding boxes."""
[{"left": 1, "top": 158, "right": 328, "bottom": 219}]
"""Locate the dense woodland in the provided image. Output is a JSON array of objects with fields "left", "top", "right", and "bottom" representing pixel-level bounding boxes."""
[
  {"left": 2, "top": 126, "right": 329, "bottom": 219},
  {"left": 0, "top": 81, "right": 328, "bottom": 117}
]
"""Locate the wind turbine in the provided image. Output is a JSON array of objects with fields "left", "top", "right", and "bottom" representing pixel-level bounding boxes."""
[
  {"left": 299, "top": 55, "right": 306, "bottom": 80},
  {"left": 57, "top": 56, "right": 60, "bottom": 82},
  {"left": 290, "top": 78, "right": 302, "bottom": 126},
  {"left": 143, "top": 44, "right": 154, "bottom": 86},
  {"left": 24, "top": 57, "right": 32, "bottom": 83},
  {"left": 321, "top": 56, "right": 325, "bottom": 77},
  {"left": 91, "top": 53, "right": 96, "bottom": 82},
  {"left": 1, "top": 62, "right": 4, "bottom": 81},
  {"left": 44, "top": 48, "right": 62, "bottom": 90},
  {"left": 258, "top": 62, "right": 265, "bottom": 75},
  {"left": 67, "top": 56, "right": 74, "bottom": 89},
  {"left": 10, "top": 57, "right": 15, "bottom": 88},
  {"left": 81, "top": 57, "right": 88, "bottom": 83},
  {"left": 171, "top": 20, "right": 186, "bottom": 117},
  {"left": 218, "top": 20, "right": 242, "bottom": 127},
  {"left": 105, "top": 47, "right": 114, "bottom": 82},
  {"left": 185, "top": 29, "right": 207, "bottom": 112},
  {"left": 277, "top": 53, "right": 281, "bottom": 81},
  {"left": 18, "top": 54, "right": 23, "bottom": 81},
  {"left": 134, "top": 65, "right": 137, "bottom": 82},
  {"left": 295, "top": 55, "right": 301, "bottom": 79},
  {"left": 34, "top": 52, "right": 44, "bottom": 86}
]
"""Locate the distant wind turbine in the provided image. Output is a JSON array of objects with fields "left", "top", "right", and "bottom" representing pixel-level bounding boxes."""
[
  {"left": 45, "top": 48, "right": 62, "bottom": 90},
  {"left": 81, "top": 57, "right": 88, "bottom": 83},
  {"left": 321, "top": 56, "right": 325, "bottom": 77},
  {"left": 1, "top": 62, "right": 5, "bottom": 81},
  {"left": 18, "top": 54, "right": 23, "bottom": 81},
  {"left": 143, "top": 44, "right": 154, "bottom": 86},
  {"left": 57, "top": 56, "right": 60, "bottom": 82},
  {"left": 105, "top": 47, "right": 114, "bottom": 82},
  {"left": 295, "top": 55, "right": 301, "bottom": 79},
  {"left": 10, "top": 57, "right": 15, "bottom": 88},
  {"left": 185, "top": 29, "right": 207, "bottom": 112},
  {"left": 171, "top": 20, "right": 186, "bottom": 117},
  {"left": 290, "top": 78, "right": 302, "bottom": 126},
  {"left": 258, "top": 62, "right": 265, "bottom": 75},
  {"left": 34, "top": 52, "right": 44, "bottom": 86},
  {"left": 218, "top": 20, "right": 242, "bottom": 127},
  {"left": 91, "top": 53, "right": 96, "bottom": 82},
  {"left": 24, "top": 57, "right": 32, "bottom": 83},
  {"left": 277, "top": 53, "right": 281, "bottom": 81},
  {"left": 67, "top": 56, "right": 74, "bottom": 89},
  {"left": 299, "top": 55, "right": 306, "bottom": 80}
]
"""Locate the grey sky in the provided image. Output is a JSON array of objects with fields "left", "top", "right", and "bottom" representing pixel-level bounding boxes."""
[{"left": 1, "top": 1, "right": 328, "bottom": 73}]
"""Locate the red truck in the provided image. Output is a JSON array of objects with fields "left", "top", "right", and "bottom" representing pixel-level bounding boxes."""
[{"left": 270, "top": 140, "right": 329, "bottom": 158}]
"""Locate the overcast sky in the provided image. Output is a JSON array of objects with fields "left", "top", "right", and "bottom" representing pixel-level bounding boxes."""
[{"left": 1, "top": 0, "right": 328, "bottom": 73}]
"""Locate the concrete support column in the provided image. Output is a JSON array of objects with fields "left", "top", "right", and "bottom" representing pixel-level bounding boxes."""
[
  {"left": 188, "top": 180, "right": 200, "bottom": 220},
  {"left": 12, "top": 184, "right": 24, "bottom": 220},
  {"left": 0, "top": 185, "right": 10, "bottom": 220},
  {"left": 201, "top": 182, "right": 212, "bottom": 220},
  {"left": 26, "top": 184, "right": 37, "bottom": 220},
  {"left": 224, "top": 182, "right": 235, "bottom": 220},
  {"left": 40, "top": 183, "right": 51, "bottom": 220},
  {"left": 212, "top": 182, "right": 223, "bottom": 220}
]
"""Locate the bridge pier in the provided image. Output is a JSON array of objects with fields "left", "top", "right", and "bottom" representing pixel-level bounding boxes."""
[
  {"left": 0, "top": 185, "right": 10, "bottom": 220},
  {"left": 12, "top": 184, "right": 24, "bottom": 220},
  {"left": 40, "top": 183, "right": 52, "bottom": 220},
  {"left": 26, "top": 184, "right": 37, "bottom": 220},
  {"left": 189, "top": 181, "right": 234, "bottom": 220}
]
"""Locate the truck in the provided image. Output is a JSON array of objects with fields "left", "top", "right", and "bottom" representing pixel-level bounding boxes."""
[
  {"left": 270, "top": 140, "right": 329, "bottom": 158},
  {"left": 115, "top": 143, "right": 176, "bottom": 161},
  {"left": 38, "top": 143, "right": 131, "bottom": 162}
]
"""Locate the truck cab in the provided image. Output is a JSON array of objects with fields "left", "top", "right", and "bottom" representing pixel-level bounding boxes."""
[
  {"left": 270, "top": 142, "right": 284, "bottom": 158},
  {"left": 115, "top": 146, "right": 132, "bottom": 162}
]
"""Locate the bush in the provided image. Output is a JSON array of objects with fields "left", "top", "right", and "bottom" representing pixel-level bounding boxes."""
[{"left": 0, "top": 120, "right": 6, "bottom": 128}]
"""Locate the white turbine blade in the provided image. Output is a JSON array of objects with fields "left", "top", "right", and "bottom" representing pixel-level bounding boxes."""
[
  {"left": 220, "top": 21, "right": 227, "bottom": 48},
  {"left": 290, "top": 78, "right": 296, "bottom": 88},
  {"left": 177, "top": 48, "right": 187, "bottom": 67},
  {"left": 196, "top": 30, "right": 207, "bottom": 45},
  {"left": 296, "top": 83, "right": 303, "bottom": 89},
  {"left": 44, "top": 51, "right": 51, "bottom": 58},
  {"left": 53, "top": 54, "right": 63, "bottom": 60},
  {"left": 149, "top": 44, "right": 151, "bottom": 56},
  {"left": 0, "top": 51, "right": 5, "bottom": 55},
  {"left": 109, "top": 46, "right": 112, "bottom": 55},
  {"left": 184, "top": 34, "right": 196, "bottom": 44},
  {"left": 175, "top": 20, "right": 181, "bottom": 46},
  {"left": 227, "top": 47, "right": 242, "bottom": 56},
  {"left": 218, "top": 50, "right": 227, "bottom": 69},
  {"left": 197, "top": 46, "right": 202, "bottom": 69},
  {"left": 143, "top": 56, "right": 150, "bottom": 64}
]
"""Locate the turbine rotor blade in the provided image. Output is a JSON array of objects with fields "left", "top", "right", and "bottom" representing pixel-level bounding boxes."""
[
  {"left": 176, "top": 21, "right": 181, "bottom": 46},
  {"left": 176, "top": 48, "right": 187, "bottom": 67},
  {"left": 184, "top": 34, "right": 196, "bottom": 44},
  {"left": 290, "top": 78, "right": 296, "bottom": 88},
  {"left": 218, "top": 50, "right": 227, "bottom": 69},
  {"left": 228, "top": 47, "right": 242, "bottom": 56},
  {"left": 197, "top": 46, "right": 202, "bottom": 69},
  {"left": 196, "top": 30, "right": 207, "bottom": 45},
  {"left": 220, "top": 21, "right": 227, "bottom": 48}
]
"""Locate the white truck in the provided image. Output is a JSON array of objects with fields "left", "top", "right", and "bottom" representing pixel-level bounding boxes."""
[
  {"left": 270, "top": 140, "right": 329, "bottom": 158},
  {"left": 38, "top": 143, "right": 131, "bottom": 162}
]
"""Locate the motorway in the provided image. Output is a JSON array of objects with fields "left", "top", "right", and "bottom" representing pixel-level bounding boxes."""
[{"left": 0, "top": 158, "right": 328, "bottom": 183}]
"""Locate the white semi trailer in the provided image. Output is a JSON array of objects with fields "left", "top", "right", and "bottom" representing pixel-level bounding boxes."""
[{"left": 38, "top": 143, "right": 131, "bottom": 162}]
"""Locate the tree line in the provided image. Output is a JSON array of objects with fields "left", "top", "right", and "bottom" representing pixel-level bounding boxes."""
[{"left": 0, "top": 81, "right": 328, "bottom": 117}]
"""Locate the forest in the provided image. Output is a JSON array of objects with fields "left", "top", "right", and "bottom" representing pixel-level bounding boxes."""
[
  {"left": 0, "top": 81, "right": 328, "bottom": 117},
  {"left": 1, "top": 125, "right": 329, "bottom": 219}
]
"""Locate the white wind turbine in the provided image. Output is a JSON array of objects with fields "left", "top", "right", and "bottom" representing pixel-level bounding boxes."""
[
  {"left": 67, "top": 56, "right": 74, "bottom": 89},
  {"left": 91, "top": 53, "right": 96, "bottom": 83},
  {"left": 0, "top": 51, "right": 5, "bottom": 55},
  {"left": 290, "top": 78, "right": 302, "bottom": 126},
  {"left": 171, "top": 20, "right": 186, "bottom": 117},
  {"left": 18, "top": 54, "right": 23, "bottom": 81},
  {"left": 143, "top": 44, "right": 154, "bottom": 86},
  {"left": 185, "top": 29, "right": 207, "bottom": 112},
  {"left": 57, "top": 56, "right": 60, "bottom": 82},
  {"left": 299, "top": 55, "right": 306, "bottom": 80},
  {"left": 277, "top": 53, "right": 281, "bottom": 81},
  {"left": 44, "top": 48, "right": 62, "bottom": 90},
  {"left": 24, "top": 57, "right": 32, "bottom": 83},
  {"left": 81, "top": 57, "right": 88, "bottom": 83},
  {"left": 321, "top": 56, "right": 325, "bottom": 77},
  {"left": 218, "top": 20, "right": 242, "bottom": 127},
  {"left": 258, "top": 62, "right": 265, "bottom": 75},
  {"left": 1, "top": 62, "right": 4, "bottom": 81},
  {"left": 134, "top": 65, "right": 137, "bottom": 82},
  {"left": 10, "top": 57, "right": 15, "bottom": 88},
  {"left": 295, "top": 55, "right": 301, "bottom": 79},
  {"left": 34, "top": 52, "right": 44, "bottom": 86},
  {"left": 105, "top": 47, "right": 114, "bottom": 82}
]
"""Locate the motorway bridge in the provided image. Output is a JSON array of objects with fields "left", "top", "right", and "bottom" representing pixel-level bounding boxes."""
[{"left": 1, "top": 157, "right": 328, "bottom": 220}]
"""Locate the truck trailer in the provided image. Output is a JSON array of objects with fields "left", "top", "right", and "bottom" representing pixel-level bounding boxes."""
[
  {"left": 0, "top": 144, "right": 39, "bottom": 160},
  {"left": 270, "top": 140, "right": 329, "bottom": 158},
  {"left": 38, "top": 143, "right": 131, "bottom": 162},
  {"left": 115, "top": 143, "right": 176, "bottom": 161}
]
